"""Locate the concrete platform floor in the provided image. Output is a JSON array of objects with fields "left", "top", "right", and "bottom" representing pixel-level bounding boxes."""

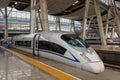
[
  {"left": 0, "top": 48, "right": 57, "bottom": 80},
  {"left": 1, "top": 47, "right": 120, "bottom": 80},
  {"left": 36, "top": 57, "right": 120, "bottom": 80},
  {"left": 11, "top": 48, "right": 120, "bottom": 80}
]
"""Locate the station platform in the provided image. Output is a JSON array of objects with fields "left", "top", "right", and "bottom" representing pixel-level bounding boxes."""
[
  {"left": 91, "top": 45, "right": 120, "bottom": 53},
  {"left": 0, "top": 46, "right": 120, "bottom": 80},
  {"left": 0, "top": 46, "right": 80, "bottom": 80},
  {"left": 0, "top": 47, "right": 58, "bottom": 80}
]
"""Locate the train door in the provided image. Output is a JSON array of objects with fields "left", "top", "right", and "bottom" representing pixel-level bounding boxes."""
[
  {"left": 33, "top": 34, "right": 41, "bottom": 56},
  {"left": 11, "top": 37, "right": 14, "bottom": 47}
]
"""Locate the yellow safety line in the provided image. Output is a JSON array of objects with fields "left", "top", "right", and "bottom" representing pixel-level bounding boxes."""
[{"left": 0, "top": 46, "right": 80, "bottom": 80}]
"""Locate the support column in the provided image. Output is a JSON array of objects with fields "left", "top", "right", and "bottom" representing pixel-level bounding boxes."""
[
  {"left": 112, "top": 0, "right": 120, "bottom": 39},
  {"left": 39, "top": 0, "right": 49, "bottom": 31},
  {"left": 105, "top": 25, "right": 108, "bottom": 39},
  {"left": 70, "top": 20, "right": 74, "bottom": 32},
  {"left": 116, "top": 31, "right": 120, "bottom": 38},
  {"left": 105, "top": 8, "right": 111, "bottom": 39},
  {"left": 110, "top": 17, "right": 116, "bottom": 40},
  {"left": 82, "top": 0, "right": 90, "bottom": 40},
  {"left": 88, "top": 17, "right": 93, "bottom": 28},
  {"left": 56, "top": 17, "right": 61, "bottom": 31},
  {"left": 30, "top": 0, "right": 36, "bottom": 33},
  {"left": 86, "top": 17, "right": 93, "bottom": 34},
  {"left": 0, "top": 7, "right": 13, "bottom": 40},
  {"left": 36, "top": 15, "right": 38, "bottom": 32},
  {"left": 38, "top": 11, "right": 43, "bottom": 30},
  {"left": 94, "top": 0, "right": 107, "bottom": 46},
  {"left": 4, "top": 8, "right": 8, "bottom": 40},
  {"left": 115, "top": 12, "right": 120, "bottom": 38},
  {"left": 111, "top": 27, "right": 114, "bottom": 40}
]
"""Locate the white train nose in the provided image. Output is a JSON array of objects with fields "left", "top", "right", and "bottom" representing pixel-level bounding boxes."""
[{"left": 81, "top": 61, "right": 105, "bottom": 73}]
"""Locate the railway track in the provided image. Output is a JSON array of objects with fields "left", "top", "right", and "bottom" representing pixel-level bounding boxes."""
[{"left": 104, "top": 63, "right": 120, "bottom": 72}]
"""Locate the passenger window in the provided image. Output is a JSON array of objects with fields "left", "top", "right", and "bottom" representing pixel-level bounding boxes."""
[
  {"left": 24, "top": 41, "right": 31, "bottom": 47},
  {"left": 38, "top": 41, "right": 66, "bottom": 55},
  {"left": 15, "top": 41, "right": 31, "bottom": 47},
  {"left": 15, "top": 41, "right": 23, "bottom": 46}
]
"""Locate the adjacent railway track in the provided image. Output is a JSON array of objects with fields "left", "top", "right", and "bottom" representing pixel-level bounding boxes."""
[
  {"left": 96, "top": 50, "right": 120, "bottom": 72},
  {"left": 104, "top": 63, "right": 120, "bottom": 72}
]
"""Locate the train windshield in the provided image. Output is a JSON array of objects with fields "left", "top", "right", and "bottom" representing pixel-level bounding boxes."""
[{"left": 61, "top": 34, "right": 89, "bottom": 48}]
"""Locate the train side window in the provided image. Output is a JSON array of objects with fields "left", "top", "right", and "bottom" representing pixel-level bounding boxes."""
[
  {"left": 15, "top": 41, "right": 24, "bottom": 46},
  {"left": 24, "top": 41, "right": 31, "bottom": 47},
  {"left": 38, "top": 41, "right": 66, "bottom": 55}
]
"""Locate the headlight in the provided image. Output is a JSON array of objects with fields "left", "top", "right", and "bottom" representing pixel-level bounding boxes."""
[
  {"left": 88, "top": 47, "right": 96, "bottom": 54},
  {"left": 87, "top": 49, "right": 92, "bottom": 54},
  {"left": 80, "top": 54, "right": 91, "bottom": 62}
]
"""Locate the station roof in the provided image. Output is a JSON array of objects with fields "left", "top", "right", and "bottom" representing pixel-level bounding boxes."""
[{"left": 0, "top": 0, "right": 120, "bottom": 24}]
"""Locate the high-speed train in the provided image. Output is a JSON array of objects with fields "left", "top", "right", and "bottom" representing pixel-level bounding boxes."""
[{"left": 10, "top": 31, "right": 104, "bottom": 73}]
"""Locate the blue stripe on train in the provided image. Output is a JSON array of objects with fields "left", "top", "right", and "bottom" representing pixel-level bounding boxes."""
[
  {"left": 38, "top": 49, "right": 80, "bottom": 62},
  {"left": 15, "top": 46, "right": 80, "bottom": 62}
]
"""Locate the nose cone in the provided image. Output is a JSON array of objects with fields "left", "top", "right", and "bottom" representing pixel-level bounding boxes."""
[{"left": 81, "top": 61, "right": 104, "bottom": 73}]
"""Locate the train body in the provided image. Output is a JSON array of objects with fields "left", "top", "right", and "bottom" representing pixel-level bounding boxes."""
[{"left": 10, "top": 31, "right": 104, "bottom": 73}]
